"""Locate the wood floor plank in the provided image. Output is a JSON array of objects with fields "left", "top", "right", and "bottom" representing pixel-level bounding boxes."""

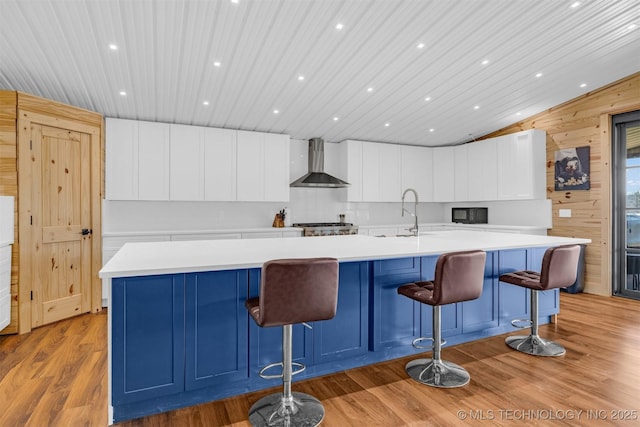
[{"left": 1, "top": 294, "right": 640, "bottom": 426}]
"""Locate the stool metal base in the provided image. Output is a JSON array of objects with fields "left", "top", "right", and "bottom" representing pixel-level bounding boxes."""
[
  {"left": 248, "top": 391, "right": 325, "bottom": 427},
  {"left": 405, "top": 358, "right": 471, "bottom": 388},
  {"left": 505, "top": 334, "right": 566, "bottom": 357}
]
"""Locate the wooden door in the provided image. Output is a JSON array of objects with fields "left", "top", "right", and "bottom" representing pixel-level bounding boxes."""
[{"left": 18, "top": 109, "right": 102, "bottom": 331}]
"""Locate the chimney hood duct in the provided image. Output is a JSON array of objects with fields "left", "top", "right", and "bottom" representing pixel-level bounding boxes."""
[{"left": 290, "top": 138, "right": 349, "bottom": 188}]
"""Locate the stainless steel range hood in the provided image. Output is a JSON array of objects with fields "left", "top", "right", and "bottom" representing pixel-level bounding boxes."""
[{"left": 290, "top": 138, "right": 349, "bottom": 188}]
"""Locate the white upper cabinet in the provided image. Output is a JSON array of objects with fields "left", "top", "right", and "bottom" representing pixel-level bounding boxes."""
[
  {"left": 263, "top": 132, "right": 290, "bottom": 202},
  {"left": 497, "top": 129, "right": 546, "bottom": 200},
  {"left": 138, "top": 121, "right": 170, "bottom": 200},
  {"left": 344, "top": 141, "right": 402, "bottom": 202},
  {"left": 401, "top": 145, "right": 433, "bottom": 202},
  {"left": 106, "top": 118, "right": 138, "bottom": 200},
  {"left": 341, "top": 140, "right": 364, "bottom": 201},
  {"left": 203, "top": 128, "right": 236, "bottom": 201},
  {"left": 236, "top": 130, "right": 290, "bottom": 202},
  {"left": 453, "top": 144, "right": 468, "bottom": 201},
  {"left": 170, "top": 124, "right": 205, "bottom": 201},
  {"left": 432, "top": 146, "right": 455, "bottom": 202},
  {"left": 467, "top": 138, "right": 497, "bottom": 201},
  {"left": 106, "top": 118, "right": 170, "bottom": 201}
]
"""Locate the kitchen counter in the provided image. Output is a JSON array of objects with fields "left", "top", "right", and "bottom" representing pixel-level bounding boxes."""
[
  {"left": 104, "top": 231, "right": 590, "bottom": 424},
  {"left": 99, "top": 231, "right": 589, "bottom": 279}
]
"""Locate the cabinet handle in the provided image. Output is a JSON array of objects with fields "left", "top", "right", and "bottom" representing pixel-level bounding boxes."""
[{"left": 81, "top": 228, "right": 93, "bottom": 236}]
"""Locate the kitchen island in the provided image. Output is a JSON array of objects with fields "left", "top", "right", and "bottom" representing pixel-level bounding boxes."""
[{"left": 100, "top": 231, "right": 590, "bottom": 424}]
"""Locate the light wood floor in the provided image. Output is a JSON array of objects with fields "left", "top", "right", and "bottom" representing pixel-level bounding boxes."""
[{"left": 1, "top": 293, "right": 640, "bottom": 426}]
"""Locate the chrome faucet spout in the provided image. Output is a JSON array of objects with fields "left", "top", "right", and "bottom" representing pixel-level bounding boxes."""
[{"left": 401, "top": 188, "right": 419, "bottom": 236}]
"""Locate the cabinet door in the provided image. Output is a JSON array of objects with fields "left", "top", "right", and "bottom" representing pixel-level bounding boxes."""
[
  {"left": 170, "top": 124, "right": 204, "bottom": 200},
  {"left": 371, "top": 257, "right": 421, "bottom": 351},
  {"left": 138, "top": 121, "right": 170, "bottom": 200},
  {"left": 379, "top": 143, "right": 402, "bottom": 201},
  {"left": 185, "top": 270, "right": 249, "bottom": 390},
  {"left": 106, "top": 118, "right": 138, "bottom": 200},
  {"left": 462, "top": 251, "right": 499, "bottom": 332},
  {"left": 454, "top": 144, "right": 468, "bottom": 201},
  {"left": 432, "top": 146, "right": 455, "bottom": 202},
  {"left": 362, "top": 142, "right": 382, "bottom": 201},
  {"left": 314, "top": 262, "right": 368, "bottom": 364},
  {"left": 204, "top": 127, "right": 237, "bottom": 201},
  {"left": 497, "top": 130, "right": 546, "bottom": 200},
  {"left": 498, "top": 249, "right": 529, "bottom": 324},
  {"left": 342, "top": 140, "right": 363, "bottom": 201},
  {"left": 401, "top": 145, "right": 433, "bottom": 202},
  {"left": 236, "top": 131, "right": 264, "bottom": 201},
  {"left": 112, "top": 274, "right": 185, "bottom": 405},
  {"left": 263, "top": 133, "right": 290, "bottom": 201},
  {"left": 467, "top": 138, "right": 497, "bottom": 201}
]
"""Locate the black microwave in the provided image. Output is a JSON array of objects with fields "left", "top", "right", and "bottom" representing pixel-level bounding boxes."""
[{"left": 452, "top": 207, "right": 488, "bottom": 224}]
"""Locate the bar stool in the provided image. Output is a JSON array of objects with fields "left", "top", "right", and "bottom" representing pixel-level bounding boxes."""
[
  {"left": 397, "top": 250, "right": 486, "bottom": 388},
  {"left": 245, "top": 258, "right": 339, "bottom": 427},
  {"left": 499, "top": 244, "right": 580, "bottom": 357}
]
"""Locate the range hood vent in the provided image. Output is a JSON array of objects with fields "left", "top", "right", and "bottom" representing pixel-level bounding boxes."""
[{"left": 290, "top": 138, "right": 349, "bottom": 188}]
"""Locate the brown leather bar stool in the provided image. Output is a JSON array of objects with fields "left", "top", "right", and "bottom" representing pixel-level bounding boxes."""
[
  {"left": 245, "top": 258, "right": 339, "bottom": 427},
  {"left": 397, "top": 250, "right": 486, "bottom": 388},
  {"left": 499, "top": 244, "right": 580, "bottom": 357}
]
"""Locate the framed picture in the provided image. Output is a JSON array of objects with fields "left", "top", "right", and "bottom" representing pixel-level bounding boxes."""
[{"left": 554, "top": 146, "right": 590, "bottom": 190}]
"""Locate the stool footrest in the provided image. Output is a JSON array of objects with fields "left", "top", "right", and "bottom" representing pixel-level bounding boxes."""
[
  {"left": 511, "top": 318, "right": 533, "bottom": 329},
  {"left": 258, "top": 361, "right": 306, "bottom": 380},
  {"left": 412, "top": 336, "right": 446, "bottom": 350}
]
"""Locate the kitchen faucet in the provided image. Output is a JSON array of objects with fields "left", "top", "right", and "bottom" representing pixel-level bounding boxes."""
[{"left": 401, "top": 188, "right": 419, "bottom": 236}]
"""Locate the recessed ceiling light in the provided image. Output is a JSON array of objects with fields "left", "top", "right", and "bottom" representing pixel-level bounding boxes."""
[
  {"left": 336, "top": 23, "right": 344, "bottom": 30},
  {"left": 516, "top": 112, "right": 522, "bottom": 116},
  {"left": 273, "top": 109, "right": 279, "bottom": 114},
  {"left": 628, "top": 24, "right": 638, "bottom": 31},
  {"left": 474, "top": 105, "right": 480, "bottom": 110},
  {"left": 213, "top": 61, "right": 221, "bottom": 67},
  {"left": 425, "top": 97, "right": 431, "bottom": 102},
  {"left": 333, "top": 117, "right": 339, "bottom": 121},
  {"left": 108, "top": 43, "right": 118, "bottom": 51},
  {"left": 535, "top": 72, "right": 543, "bottom": 78},
  {"left": 367, "top": 87, "right": 374, "bottom": 92},
  {"left": 481, "top": 59, "right": 489, "bottom": 65},
  {"left": 416, "top": 42, "right": 425, "bottom": 49},
  {"left": 570, "top": 1, "right": 581, "bottom": 8},
  {"left": 429, "top": 128, "right": 435, "bottom": 132},
  {"left": 580, "top": 83, "right": 587, "bottom": 88},
  {"left": 298, "top": 75, "right": 305, "bottom": 81},
  {"left": 231, "top": 0, "right": 239, "bottom": 4},
  {"left": 203, "top": 101, "right": 209, "bottom": 106},
  {"left": 119, "top": 91, "right": 126, "bottom": 96},
  {"left": 384, "top": 123, "right": 390, "bottom": 127}
]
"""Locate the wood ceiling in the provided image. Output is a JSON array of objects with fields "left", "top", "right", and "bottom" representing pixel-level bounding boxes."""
[{"left": 0, "top": 0, "right": 638, "bottom": 146}]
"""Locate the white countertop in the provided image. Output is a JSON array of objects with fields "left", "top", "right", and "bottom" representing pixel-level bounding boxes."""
[{"left": 99, "top": 231, "right": 590, "bottom": 279}]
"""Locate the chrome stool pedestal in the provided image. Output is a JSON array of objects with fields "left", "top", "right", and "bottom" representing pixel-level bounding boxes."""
[
  {"left": 405, "top": 306, "right": 470, "bottom": 388},
  {"left": 505, "top": 289, "right": 566, "bottom": 357},
  {"left": 248, "top": 325, "right": 324, "bottom": 427}
]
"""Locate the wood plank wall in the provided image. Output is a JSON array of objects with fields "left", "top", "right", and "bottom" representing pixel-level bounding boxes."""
[
  {"left": 482, "top": 72, "right": 640, "bottom": 296},
  {"left": 0, "top": 91, "right": 103, "bottom": 335},
  {"left": 0, "top": 91, "right": 18, "bottom": 334}
]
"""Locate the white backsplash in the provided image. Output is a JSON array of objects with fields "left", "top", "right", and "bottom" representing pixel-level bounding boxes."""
[{"left": 102, "top": 138, "right": 551, "bottom": 233}]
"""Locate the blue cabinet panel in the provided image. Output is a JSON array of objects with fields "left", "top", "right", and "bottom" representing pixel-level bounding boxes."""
[
  {"left": 420, "top": 255, "right": 462, "bottom": 337},
  {"left": 462, "top": 251, "right": 499, "bottom": 333},
  {"left": 247, "top": 268, "right": 312, "bottom": 378},
  {"left": 314, "top": 261, "right": 369, "bottom": 363},
  {"left": 185, "top": 270, "right": 249, "bottom": 390},
  {"left": 371, "top": 258, "right": 421, "bottom": 350},
  {"left": 112, "top": 274, "right": 185, "bottom": 405},
  {"left": 498, "top": 249, "right": 530, "bottom": 323}
]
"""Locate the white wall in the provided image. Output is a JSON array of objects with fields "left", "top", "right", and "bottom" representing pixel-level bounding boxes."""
[{"left": 102, "top": 138, "right": 549, "bottom": 233}]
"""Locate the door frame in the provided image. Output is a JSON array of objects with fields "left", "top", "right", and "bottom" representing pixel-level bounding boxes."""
[{"left": 17, "top": 110, "right": 103, "bottom": 333}]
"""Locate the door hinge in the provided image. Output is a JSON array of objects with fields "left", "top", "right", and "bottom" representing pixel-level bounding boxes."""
[
  {"left": 30, "top": 291, "right": 33, "bottom": 301},
  {"left": 30, "top": 140, "right": 32, "bottom": 150},
  {"left": 30, "top": 215, "right": 32, "bottom": 225}
]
